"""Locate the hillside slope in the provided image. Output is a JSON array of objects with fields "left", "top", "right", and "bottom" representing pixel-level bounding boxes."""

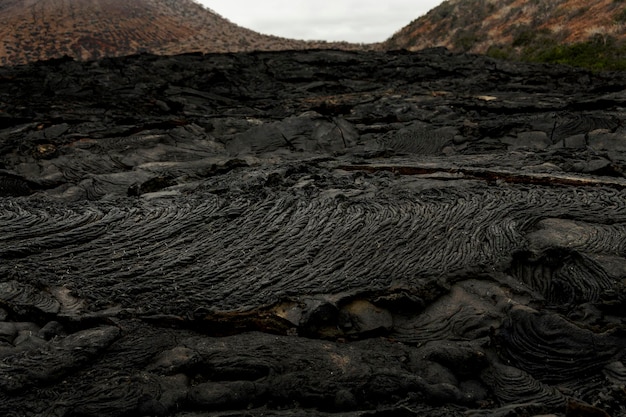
[
  {"left": 0, "top": 0, "right": 357, "bottom": 66},
  {"left": 385, "top": 0, "right": 626, "bottom": 69}
]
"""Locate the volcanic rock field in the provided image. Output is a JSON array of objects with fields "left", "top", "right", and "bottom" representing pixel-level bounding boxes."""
[{"left": 1, "top": 48, "right": 626, "bottom": 416}]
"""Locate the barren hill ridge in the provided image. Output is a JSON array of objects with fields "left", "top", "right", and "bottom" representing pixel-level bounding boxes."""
[
  {"left": 0, "top": 0, "right": 360, "bottom": 66},
  {"left": 385, "top": 0, "right": 626, "bottom": 55}
]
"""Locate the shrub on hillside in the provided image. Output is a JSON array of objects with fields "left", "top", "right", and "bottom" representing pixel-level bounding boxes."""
[{"left": 488, "top": 32, "right": 626, "bottom": 71}]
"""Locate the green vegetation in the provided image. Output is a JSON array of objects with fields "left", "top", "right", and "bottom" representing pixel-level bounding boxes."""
[
  {"left": 432, "top": 1, "right": 454, "bottom": 20},
  {"left": 615, "top": 7, "right": 626, "bottom": 22},
  {"left": 453, "top": 30, "right": 480, "bottom": 52},
  {"left": 512, "top": 27, "right": 551, "bottom": 47},
  {"left": 487, "top": 29, "right": 626, "bottom": 71}
]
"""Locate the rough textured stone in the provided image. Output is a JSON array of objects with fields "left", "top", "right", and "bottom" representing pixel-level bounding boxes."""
[
  {"left": 502, "top": 131, "right": 551, "bottom": 150},
  {"left": 0, "top": 49, "right": 625, "bottom": 417},
  {"left": 338, "top": 300, "right": 393, "bottom": 336}
]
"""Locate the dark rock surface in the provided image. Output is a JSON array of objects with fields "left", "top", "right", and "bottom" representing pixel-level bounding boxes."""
[{"left": 1, "top": 48, "right": 626, "bottom": 416}]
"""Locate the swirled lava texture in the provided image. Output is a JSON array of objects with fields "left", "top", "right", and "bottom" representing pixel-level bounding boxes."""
[{"left": 1, "top": 49, "right": 626, "bottom": 416}]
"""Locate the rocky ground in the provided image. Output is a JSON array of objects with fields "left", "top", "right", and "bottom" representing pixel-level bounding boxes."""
[{"left": 1, "top": 48, "right": 626, "bottom": 416}]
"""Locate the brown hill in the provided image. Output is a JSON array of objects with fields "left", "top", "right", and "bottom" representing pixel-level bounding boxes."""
[
  {"left": 0, "top": 0, "right": 360, "bottom": 66},
  {"left": 385, "top": 0, "right": 626, "bottom": 68}
]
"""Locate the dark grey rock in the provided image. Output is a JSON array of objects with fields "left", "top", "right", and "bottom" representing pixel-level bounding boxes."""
[
  {"left": 43, "top": 123, "right": 70, "bottom": 139},
  {"left": 501, "top": 131, "right": 550, "bottom": 150},
  {"left": 588, "top": 130, "right": 626, "bottom": 151},
  {"left": 0, "top": 322, "right": 16, "bottom": 344},
  {"left": 562, "top": 133, "right": 587, "bottom": 148},
  {"left": 37, "top": 321, "right": 66, "bottom": 340},
  {"left": 0, "top": 49, "right": 625, "bottom": 417},
  {"left": 189, "top": 381, "right": 266, "bottom": 409},
  {"left": 13, "top": 329, "right": 46, "bottom": 348},
  {"left": 338, "top": 299, "right": 393, "bottom": 336}
]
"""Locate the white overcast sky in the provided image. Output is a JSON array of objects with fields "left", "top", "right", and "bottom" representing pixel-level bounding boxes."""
[{"left": 197, "top": 1, "right": 444, "bottom": 43}]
